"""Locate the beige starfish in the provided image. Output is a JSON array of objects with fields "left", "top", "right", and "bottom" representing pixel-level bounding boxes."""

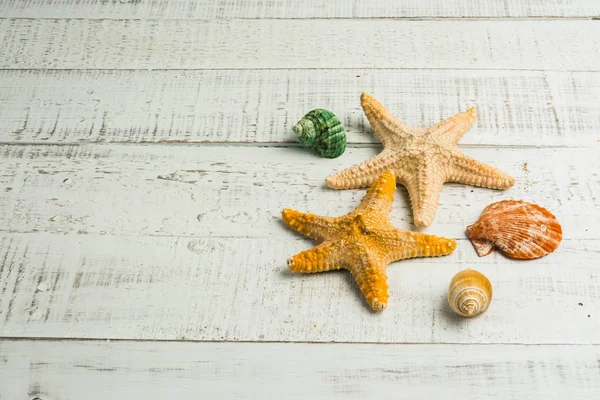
[
  {"left": 326, "top": 93, "right": 515, "bottom": 227},
  {"left": 282, "top": 170, "right": 457, "bottom": 311}
]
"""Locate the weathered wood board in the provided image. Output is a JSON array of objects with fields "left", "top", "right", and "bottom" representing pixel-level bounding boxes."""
[
  {"left": 1, "top": 0, "right": 599, "bottom": 19},
  {"left": 2, "top": 340, "right": 600, "bottom": 400},
  {"left": 1, "top": 19, "right": 599, "bottom": 70},
  {"left": 0, "top": 232, "right": 597, "bottom": 343},
  {"left": 1, "top": 0, "right": 600, "bottom": 396},
  {"left": 1, "top": 69, "right": 598, "bottom": 146},
  {"left": 0, "top": 143, "right": 597, "bottom": 343},
  {"left": 0, "top": 145, "right": 597, "bottom": 239}
]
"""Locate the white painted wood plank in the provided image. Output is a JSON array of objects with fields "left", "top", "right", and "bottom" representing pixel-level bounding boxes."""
[
  {"left": 355, "top": 0, "right": 600, "bottom": 19},
  {"left": 1, "top": 232, "right": 597, "bottom": 343},
  {"left": 0, "top": 233, "right": 598, "bottom": 345},
  {"left": 0, "top": 145, "right": 596, "bottom": 240},
  {"left": 2, "top": 341, "right": 600, "bottom": 400},
  {"left": 1, "top": 0, "right": 599, "bottom": 19},
  {"left": 0, "top": 144, "right": 597, "bottom": 343},
  {"left": 0, "top": 19, "right": 599, "bottom": 70},
  {"left": 1, "top": 69, "right": 598, "bottom": 146}
]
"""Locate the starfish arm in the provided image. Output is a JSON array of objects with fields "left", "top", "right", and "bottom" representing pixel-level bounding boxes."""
[
  {"left": 287, "top": 242, "right": 343, "bottom": 273},
  {"left": 448, "top": 152, "right": 515, "bottom": 189},
  {"left": 376, "top": 228, "right": 457, "bottom": 262},
  {"left": 354, "top": 169, "right": 396, "bottom": 215},
  {"left": 361, "top": 92, "right": 417, "bottom": 147},
  {"left": 326, "top": 149, "right": 395, "bottom": 189},
  {"left": 281, "top": 208, "right": 336, "bottom": 241},
  {"left": 347, "top": 253, "right": 389, "bottom": 311},
  {"left": 429, "top": 107, "right": 477, "bottom": 145},
  {"left": 403, "top": 170, "right": 446, "bottom": 228}
]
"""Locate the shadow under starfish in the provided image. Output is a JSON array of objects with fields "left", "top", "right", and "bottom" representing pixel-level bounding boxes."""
[{"left": 282, "top": 170, "right": 457, "bottom": 311}]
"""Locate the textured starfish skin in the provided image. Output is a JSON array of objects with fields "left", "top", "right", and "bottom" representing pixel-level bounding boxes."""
[
  {"left": 326, "top": 93, "right": 515, "bottom": 227},
  {"left": 282, "top": 170, "right": 457, "bottom": 311}
]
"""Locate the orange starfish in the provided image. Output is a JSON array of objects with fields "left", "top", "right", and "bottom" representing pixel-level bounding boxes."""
[
  {"left": 326, "top": 93, "right": 515, "bottom": 227},
  {"left": 282, "top": 170, "right": 457, "bottom": 311}
]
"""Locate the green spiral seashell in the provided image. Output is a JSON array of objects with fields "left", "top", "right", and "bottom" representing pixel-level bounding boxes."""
[{"left": 292, "top": 109, "right": 347, "bottom": 158}]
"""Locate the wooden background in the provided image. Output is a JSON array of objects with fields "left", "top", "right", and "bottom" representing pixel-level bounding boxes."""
[{"left": 0, "top": 1, "right": 599, "bottom": 398}]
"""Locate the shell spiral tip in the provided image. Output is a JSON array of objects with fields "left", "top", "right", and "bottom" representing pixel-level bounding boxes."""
[{"left": 292, "top": 123, "right": 303, "bottom": 137}]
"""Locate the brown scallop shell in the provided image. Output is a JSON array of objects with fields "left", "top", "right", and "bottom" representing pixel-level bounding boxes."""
[{"left": 466, "top": 200, "right": 562, "bottom": 259}]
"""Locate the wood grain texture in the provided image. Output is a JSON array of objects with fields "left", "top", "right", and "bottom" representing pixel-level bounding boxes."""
[
  {"left": 0, "top": 144, "right": 597, "bottom": 239},
  {"left": 0, "top": 2, "right": 598, "bottom": 396},
  {"left": 2, "top": 340, "right": 600, "bottom": 400},
  {"left": 1, "top": 69, "right": 598, "bottom": 146},
  {"left": 0, "top": 144, "right": 598, "bottom": 343},
  {"left": 1, "top": 19, "right": 599, "bottom": 70},
  {"left": 1, "top": 0, "right": 599, "bottom": 19},
  {"left": 0, "top": 232, "right": 597, "bottom": 343}
]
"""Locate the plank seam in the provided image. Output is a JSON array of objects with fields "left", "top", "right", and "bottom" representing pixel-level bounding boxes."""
[
  {"left": 0, "top": 17, "right": 598, "bottom": 21},
  {"left": 0, "top": 67, "right": 599, "bottom": 73},
  {"left": 0, "top": 142, "right": 592, "bottom": 149},
  {"left": 0, "top": 336, "right": 598, "bottom": 346}
]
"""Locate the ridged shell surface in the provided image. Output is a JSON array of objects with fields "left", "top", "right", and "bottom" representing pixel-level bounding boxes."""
[
  {"left": 448, "top": 269, "right": 492, "bottom": 318},
  {"left": 292, "top": 109, "right": 346, "bottom": 158},
  {"left": 466, "top": 200, "right": 562, "bottom": 259}
]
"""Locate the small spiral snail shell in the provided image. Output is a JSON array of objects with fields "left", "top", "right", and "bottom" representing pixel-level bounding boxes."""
[
  {"left": 292, "top": 109, "right": 347, "bottom": 158},
  {"left": 448, "top": 269, "right": 492, "bottom": 318}
]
